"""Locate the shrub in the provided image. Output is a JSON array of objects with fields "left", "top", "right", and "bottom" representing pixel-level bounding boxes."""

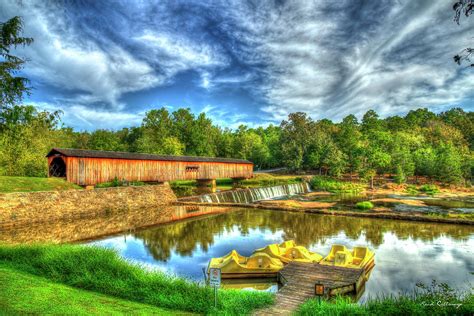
[
  {"left": 310, "top": 176, "right": 364, "bottom": 193},
  {"left": 419, "top": 184, "right": 440, "bottom": 195},
  {"left": 355, "top": 201, "right": 374, "bottom": 210}
]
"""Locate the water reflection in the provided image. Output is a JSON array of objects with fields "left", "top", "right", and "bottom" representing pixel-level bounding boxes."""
[
  {"left": 0, "top": 205, "right": 233, "bottom": 244},
  {"left": 90, "top": 209, "right": 474, "bottom": 300}
]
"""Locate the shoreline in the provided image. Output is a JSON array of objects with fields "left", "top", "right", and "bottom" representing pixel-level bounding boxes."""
[{"left": 175, "top": 201, "right": 474, "bottom": 225}]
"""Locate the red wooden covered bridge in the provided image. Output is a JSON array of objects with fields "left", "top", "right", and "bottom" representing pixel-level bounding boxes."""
[{"left": 46, "top": 148, "right": 253, "bottom": 186}]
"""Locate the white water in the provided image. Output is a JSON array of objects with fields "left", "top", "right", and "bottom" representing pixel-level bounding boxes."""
[{"left": 199, "top": 182, "right": 311, "bottom": 203}]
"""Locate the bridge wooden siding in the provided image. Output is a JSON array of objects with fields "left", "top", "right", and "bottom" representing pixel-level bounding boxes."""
[{"left": 47, "top": 148, "right": 253, "bottom": 186}]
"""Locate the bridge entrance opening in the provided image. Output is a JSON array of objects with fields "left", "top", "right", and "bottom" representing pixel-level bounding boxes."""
[{"left": 49, "top": 157, "right": 66, "bottom": 178}]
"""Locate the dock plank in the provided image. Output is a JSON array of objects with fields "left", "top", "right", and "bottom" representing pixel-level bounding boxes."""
[{"left": 254, "top": 262, "right": 365, "bottom": 315}]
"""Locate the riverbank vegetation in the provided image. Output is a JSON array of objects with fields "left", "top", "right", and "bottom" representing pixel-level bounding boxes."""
[
  {"left": 297, "top": 282, "right": 473, "bottom": 316},
  {"left": 0, "top": 176, "right": 81, "bottom": 193},
  {"left": 0, "top": 244, "right": 273, "bottom": 315}
]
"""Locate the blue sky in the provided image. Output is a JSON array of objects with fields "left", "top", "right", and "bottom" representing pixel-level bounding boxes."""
[{"left": 2, "top": 0, "right": 474, "bottom": 130}]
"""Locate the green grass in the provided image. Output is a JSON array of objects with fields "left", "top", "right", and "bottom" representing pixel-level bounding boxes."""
[
  {"left": 297, "top": 282, "right": 473, "bottom": 316},
  {"left": 0, "top": 176, "right": 81, "bottom": 193},
  {"left": 405, "top": 184, "right": 440, "bottom": 196},
  {"left": 310, "top": 176, "right": 365, "bottom": 193},
  {"left": 0, "top": 266, "right": 187, "bottom": 315},
  {"left": 419, "top": 184, "right": 440, "bottom": 195},
  {"left": 355, "top": 201, "right": 374, "bottom": 210},
  {"left": 0, "top": 244, "right": 273, "bottom": 315}
]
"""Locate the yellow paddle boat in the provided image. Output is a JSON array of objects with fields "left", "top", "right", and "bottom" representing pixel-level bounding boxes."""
[
  {"left": 207, "top": 250, "right": 284, "bottom": 278},
  {"left": 320, "top": 245, "right": 375, "bottom": 278},
  {"left": 255, "top": 240, "right": 323, "bottom": 263}
]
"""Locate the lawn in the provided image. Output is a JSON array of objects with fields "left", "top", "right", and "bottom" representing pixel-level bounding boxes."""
[
  {"left": 0, "top": 244, "right": 273, "bottom": 315},
  {"left": 0, "top": 266, "right": 187, "bottom": 315},
  {"left": 0, "top": 176, "right": 81, "bottom": 193}
]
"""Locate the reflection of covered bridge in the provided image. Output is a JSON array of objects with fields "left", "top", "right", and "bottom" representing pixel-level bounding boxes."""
[{"left": 47, "top": 148, "right": 253, "bottom": 186}]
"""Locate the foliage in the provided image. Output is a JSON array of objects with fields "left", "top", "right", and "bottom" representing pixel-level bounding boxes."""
[
  {"left": 0, "top": 244, "right": 273, "bottom": 315},
  {"left": 419, "top": 184, "right": 440, "bottom": 195},
  {"left": 297, "top": 281, "right": 473, "bottom": 315},
  {"left": 0, "top": 176, "right": 81, "bottom": 193},
  {"left": 310, "top": 176, "right": 365, "bottom": 193},
  {"left": 453, "top": 0, "right": 473, "bottom": 67},
  {"left": 355, "top": 201, "right": 374, "bottom": 210},
  {"left": 0, "top": 17, "right": 34, "bottom": 108},
  {"left": 0, "top": 266, "right": 184, "bottom": 315}
]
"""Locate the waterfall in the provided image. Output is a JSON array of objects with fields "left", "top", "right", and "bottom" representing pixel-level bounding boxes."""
[{"left": 198, "top": 182, "right": 311, "bottom": 204}]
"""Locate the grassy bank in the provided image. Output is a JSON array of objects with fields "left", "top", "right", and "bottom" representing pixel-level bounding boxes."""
[
  {"left": 297, "top": 283, "right": 473, "bottom": 316},
  {"left": 0, "top": 176, "right": 81, "bottom": 193},
  {"left": 0, "top": 244, "right": 273, "bottom": 315},
  {"left": 0, "top": 266, "right": 184, "bottom": 315},
  {"left": 310, "top": 176, "right": 365, "bottom": 193}
]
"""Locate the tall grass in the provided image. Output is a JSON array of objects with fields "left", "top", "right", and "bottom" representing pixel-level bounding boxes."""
[
  {"left": 0, "top": 244, "right": 273, "bottom": 315},
  {"left": 310, "top": 176, "right": 365, "bottom": 193},
  {"left": 297, "top": 281, "right": 473, "bottom": 316}
]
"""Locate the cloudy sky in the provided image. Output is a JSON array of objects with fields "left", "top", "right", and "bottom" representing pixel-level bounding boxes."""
[{"left": 2, "top": 0, "right": 474, "bottom": 130}]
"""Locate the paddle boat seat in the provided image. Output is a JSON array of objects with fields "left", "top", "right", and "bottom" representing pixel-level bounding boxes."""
[
  {"left": 320, "top": 245, "right": 375, "bottom": 275},
  {"left": 254, "top": 240, "right": 322, "bottom": 263},
  {"left": 320, "top": 245, "right": 349, "bottom": 265},
  {"left": 208, "top": 251, "right": 283, "bottom": 278}
]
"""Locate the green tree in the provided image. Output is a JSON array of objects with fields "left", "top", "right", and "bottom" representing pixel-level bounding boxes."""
[
  {"left": 0, "top": 17, "right": 33, "bottom": 108},
  {"left": 280, "top": 112, "right": 314, "bottom": 170},
  {"left": 337, "top": 115, "right": 362, "bottom": 179},
  {"left": 88, "top": 129, "right": 124, "bottom": 151},
  {"left": 435, "top": 143, "right": 464, "bottom": 184}
]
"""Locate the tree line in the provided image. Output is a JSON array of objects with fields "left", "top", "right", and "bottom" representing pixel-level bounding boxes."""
[{"left": 0, "top": 104, "right": 472, "bottom": 185}]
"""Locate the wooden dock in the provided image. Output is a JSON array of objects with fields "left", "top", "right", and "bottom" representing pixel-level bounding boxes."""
[{"left": 255, "top": 262, "right": 365, "bottom": 315}]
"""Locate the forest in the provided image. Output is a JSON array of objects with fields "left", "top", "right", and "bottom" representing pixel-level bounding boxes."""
[{"left": 0, "top": 104, "right": 472, "bottom": 185}]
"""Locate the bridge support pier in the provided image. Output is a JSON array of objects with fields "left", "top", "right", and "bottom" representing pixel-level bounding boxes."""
[{"left": 197, "top": 179, "right": 216, "bottom": 190}]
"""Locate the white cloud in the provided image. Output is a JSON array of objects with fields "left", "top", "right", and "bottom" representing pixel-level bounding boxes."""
[
  {"left": 32, "top": 102, "right": 143, "bottom": 130},
  {"left": 1, "top": 2, "right": 163, "bottom": 110},
  {"left": 219, "top": 0, "right": 474, "bottom": 121}
]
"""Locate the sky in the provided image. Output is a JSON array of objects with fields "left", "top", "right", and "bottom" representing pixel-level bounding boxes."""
[{"left": 1, "top": 0, "right": 474, "bottom": 131}]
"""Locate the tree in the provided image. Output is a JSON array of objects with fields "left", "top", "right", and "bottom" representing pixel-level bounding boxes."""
[
  {"left": 0, "top": 105, "right": 62, "bottom": 176},
  {"left": 337, "top": 115, "right": 362, "bottom": 179},
  {"left": 88, "top": 129, "right": 124, "bottom": 151},
  {"left": 0, "top": 17, "right": 34, "bottom": 108},
  {"left": 280, "top": 112, "right": 314, "bottom": 170},
  {"left": 435, "top": 143, "right": 464, "bottom": 183},
  {"left": 453, "top": 0, "right": 473, "bottom": 67}
]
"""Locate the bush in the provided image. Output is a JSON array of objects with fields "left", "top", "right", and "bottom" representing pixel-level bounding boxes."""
[
  {"left": 419, "top": 184, "right": 440, "bottom": 195},
  {"left": 355, "top": 201, "right": 374, "bottom": 210},
  {"left": 310, "top": 176, "right": 364, "bottom": 193},
  {"left": 0, "top": 244, "right": 273, "bottom": 314}
]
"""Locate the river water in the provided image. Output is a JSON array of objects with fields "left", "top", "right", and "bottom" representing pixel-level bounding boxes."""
[{"left": 89, "top": 207, "right": 474, "bottom": 301}]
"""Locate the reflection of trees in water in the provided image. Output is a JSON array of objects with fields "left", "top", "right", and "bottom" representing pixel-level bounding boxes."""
[{"left": 135, "top": 209, "right": 473, "bottom": 262}]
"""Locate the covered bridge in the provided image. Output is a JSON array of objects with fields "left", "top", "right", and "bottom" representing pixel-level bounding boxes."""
[{"left": 46, "top": 148, "right": 253, "bottom": 186}]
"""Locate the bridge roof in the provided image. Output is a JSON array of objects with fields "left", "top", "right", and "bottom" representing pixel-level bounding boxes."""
[{"left": 46, "top": 148, "right": 253, "bottom": 164}]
